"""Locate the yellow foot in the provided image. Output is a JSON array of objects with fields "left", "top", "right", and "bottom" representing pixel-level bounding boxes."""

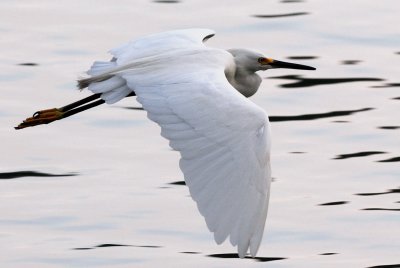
[{"left": 15, "top": 108, "right": 64, "bottom": 130}]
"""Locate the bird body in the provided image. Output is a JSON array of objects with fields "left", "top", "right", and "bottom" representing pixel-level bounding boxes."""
[
  {"left": 80, "top": 29, "right": 272, "bottom": 257},
  {"left": 15, "top": 28, "right": 316, "bottom": 258}
]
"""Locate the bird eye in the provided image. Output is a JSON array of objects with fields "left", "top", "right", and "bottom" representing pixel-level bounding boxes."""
[{"left": 258, "top": 57, "right": 264, "bottom": 63}]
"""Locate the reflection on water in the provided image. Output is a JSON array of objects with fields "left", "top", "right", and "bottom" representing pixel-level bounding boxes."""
[
  {"left": 362, "top": 208, "right": 400, "bottom": 212},
  {"left": 333, "top": 151, "right": 387, "bottom": 160},
  {"left": 17, "top": 63, "right": 39, "bottom": 66},
  {"left": 168, "top": 181, "right": 186, "bottom": 185},
  {"left": 367, "top": 264, "right": 400, "bottom": 268},
  {"left": 287, "top": 56, "right": 318, "bottom": 60},
  {"left": 269, "top": 75, "right": 383, "bottom": 88},
  {"left": 372, "top": 82, "right": 400, "bottom": 88},
  {"left": 208, "top": 253, "right": 286, "bottom": 263},
  {"left": 253, "top": 12, "right": 309, "bottom": 19},
  {"left": 378, "top": 126, "right": 400, "bottom": 130},
  {"left": 0, "top": 171, "right": 77, "bottom": 179},
  {"left": 122, "top": 106, "right": 145, "bottom": 111},
  {"left": 318, "top": 201, "right": 349, "bottom": 206},
  {"left": 377, "top": 157, "right": 400, "bottom": 162},
  {"left": 356, "top": 188, "right": 400, "bottom": 196},
  {"left": 341, "top": 60, "right": 362, "bottom": 65},
  {"left": 269, "top": 108, "right": 373, "bottom": 122},
  {"left": 74, "top": 244, "right": 162, "bottom": 250}
]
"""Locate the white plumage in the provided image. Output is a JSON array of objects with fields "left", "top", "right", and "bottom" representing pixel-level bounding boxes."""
[
  {"left": 71, "top": 28, "right": 313, "bottom": 257},
  {"left": 84, "top": 29, "right": 270, "bottom": 258}
]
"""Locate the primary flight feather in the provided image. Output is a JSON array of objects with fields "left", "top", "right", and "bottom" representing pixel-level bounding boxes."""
[{"left": 15, "top": 28, "right": 315, "bottom": 258}]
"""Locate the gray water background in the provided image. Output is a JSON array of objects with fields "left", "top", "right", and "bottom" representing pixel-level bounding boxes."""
[{"left": 0, "top": 0, "right": 399, "bottom": 267}]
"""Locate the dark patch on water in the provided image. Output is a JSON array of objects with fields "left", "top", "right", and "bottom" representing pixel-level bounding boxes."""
[
  {"left": 180, "top": 251, "right": 201, "bottom": 254},
  {"left": 367, "top": 264, "right": 400, "bottom": 268},
  {"left": 18, "top": 62, "right": 39, "bottom": 66},
  {"left": 290, "top": 151, "right": 306, "bottom": 154},
  {"left": 356, "top": 188, "right": 400, "bottom": 196},
  {"left": 332, "top": 120, "right": 349, "bottom": 123},
  {"left": 333, "top": 151, "right": 387, "bottom": 160},
  {"left": 269, "top": 75, "right": 383, "bottom": 88},
  {"left": 169, "top": 181, "right": 186, "bottom": 185},
  {"left": 372, "top": 83, "right": 400, "bottom": 88},
  {"left": 0, "top": 170, "right": 77, "bottom": 180},
  {"left": 253, "top": 12, "right": 309, "bottom": 18},
  {"left": 392, "top": 97, "right": 400, "bottom": 100},
  {"left": 269, "top": 108, "right": 373, "bottom": 122},
  {"left": 319, "top": 201, "right": 349, "bottom": 206},
  {"left": 208, "top": 253, "right": 286, "bottom": 262},
  {"left": 378, "top": 126, "right": 400, "bottom": 130},
  {"left": 281, "top": 0, "right": 304, "bottom": 2},
  {"left": 341, "top": 60, "right": 362, "bottom": 65},
  {"left": 320, "top": 252, "right": 338, "bottom": 255},
  {"left": 287, "top": 56, "right": 318, "bottom": 60},
  {"left": 122, "top": 106, "right": 145, "bottom": 111},
  {"left": 395, "top": 52, "right": 400, "bottom": 55},
  {"left": 362, "top": 208, "right": 400, "bottom": 212},
  {"left": 153, "top": 0, "right": 180, "bottom": 3},
  {"left": 73, "top": 244, "right": 162, "bottom": 250},
  {"left": 96, "top": 244, "right": 131, "bottom": 248},
  {"left": 377, "top": 157, "right": 400, "bottom": 162}
]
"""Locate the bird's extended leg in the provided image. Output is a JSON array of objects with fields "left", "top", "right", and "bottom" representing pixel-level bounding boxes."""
[{"left": 15, "top": 92, "right": 135, "bottom": 130}]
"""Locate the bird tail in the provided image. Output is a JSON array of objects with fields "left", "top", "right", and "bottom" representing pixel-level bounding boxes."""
[
  {"left": 77, "top": 75, "right": 113, "bottom": 90},
  {"left": 77, "top": 61, "right": 133, "bottom": 104},
  {"left": 77, "top": 60, "right": 118, "bottom": 90}
]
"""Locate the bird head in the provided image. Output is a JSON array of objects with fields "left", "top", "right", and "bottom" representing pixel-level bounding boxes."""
[
  {"left": 257, "top": 56, "right": 316, "bottom": 71},
  {"left": 228, "top": 48, "right": 316, "bottom": 72}
]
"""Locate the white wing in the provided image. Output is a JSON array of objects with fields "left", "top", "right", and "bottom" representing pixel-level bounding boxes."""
[{"left": 82, "top": 29, "right": 272, "bottom": 258}]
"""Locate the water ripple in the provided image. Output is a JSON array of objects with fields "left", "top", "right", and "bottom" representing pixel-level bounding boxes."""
[
  {"left": 319, "top": 201, "right": 349, "bottom": 206},
  {"left": 355, "top": 188, "right": 400, "bottom": 196},
  {"left": 0, "top": 171, "right": 78, "bottom": 180},
  {"left": 253, "top": 12, "right": 309, "bottom": 18},
  {"left": 378, "top": 126, "right": 400, "bottom": 130},
  {"left": 17, "top": 62, "right": 39, "bottom": 66},
  {"left": 269, "top": 75, "right": 383, "bottom": 88},
  {"left": 367, "top": 264, "right": 400, "bottom": 268},
  {"left": 269, "top": 108, "right": 374, "bottom": 122},
  {"left": 73, "top": 244, "right": 162, "bottom": 250},
  {"left": 333, "top": 151, "right": 387, "bottom": 160},
  {"left": 362, "top": 208, "right": 400, "bottom": 212},
  {"left": 287, "top": 56, "right": 318, "bottom": 60},
  {"left": 377, "top": 157, "right": 400, "bottom": 163},
  {"left": 208, "top": 253, "right": 286, "bottom": 262}
]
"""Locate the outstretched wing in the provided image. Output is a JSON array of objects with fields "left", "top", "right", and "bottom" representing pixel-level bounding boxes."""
[
  {"left": 83, "top": 28, "right": 216, "bottom": 103},
  {"left": 82, "top": 29, "right": 271, "bottom": 257},
  {"left": 131, "top": 69, "right": 271, "bottom": 258},
  {"left": 110, "top": 28, "right": 215, "bottom": 64}
]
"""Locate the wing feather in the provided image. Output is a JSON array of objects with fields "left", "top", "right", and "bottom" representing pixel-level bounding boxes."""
[
  {"left": 82, "top": 29, "right": 271, "bottom": 258},
  {"left": 130, "top": 71, "right": 271, "bottom": 257}
]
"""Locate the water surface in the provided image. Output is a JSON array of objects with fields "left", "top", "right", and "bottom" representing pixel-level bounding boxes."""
[{"left": 1, "top": 0, "right": 399, "bottom": 267}]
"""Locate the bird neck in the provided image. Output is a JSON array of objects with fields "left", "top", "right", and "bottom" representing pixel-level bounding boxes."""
[{"left": 226, "top": 67, "right": 262, "bottom": 98}]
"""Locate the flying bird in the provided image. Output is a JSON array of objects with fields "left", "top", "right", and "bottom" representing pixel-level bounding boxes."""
[{"left": 16, "top": 29, "right": 315, "bottom": 258}]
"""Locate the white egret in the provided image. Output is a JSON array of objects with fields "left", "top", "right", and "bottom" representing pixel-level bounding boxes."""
[{"left": 16, "top": 29, "right": 315, "bottom": 258}]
